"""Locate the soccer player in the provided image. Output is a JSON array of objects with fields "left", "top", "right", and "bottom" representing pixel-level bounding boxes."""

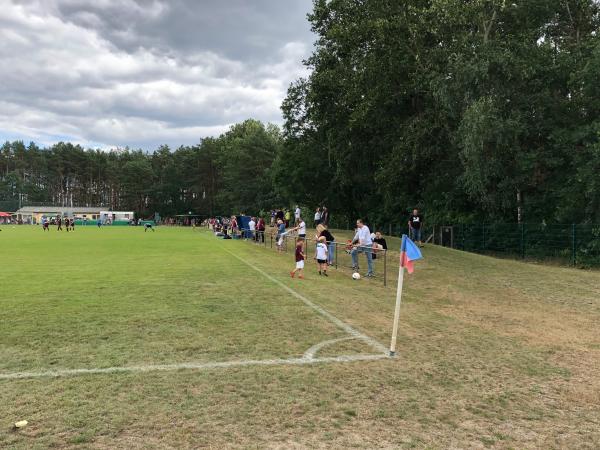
[
  {"left": 57, "top": 216, "right": 63, "bottom": 231},
  {"left": 290, "top": 239, "right": 305, "bottom": 279},
  {"left": 42, "top": 218, "right": 49, "bottom": 232},
  {"left": 144, "top": 222, "right": 155, "bottom": 232},
  {"left": 315, "top": 236, "right": 329, "bottom": 276}
]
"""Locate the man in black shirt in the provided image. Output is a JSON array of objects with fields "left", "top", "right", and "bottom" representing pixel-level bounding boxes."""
[{"left": 408, "top": 209, "right": 424, "bottom": 246}]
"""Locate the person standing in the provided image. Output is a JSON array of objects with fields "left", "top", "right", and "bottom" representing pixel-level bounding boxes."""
[
  {"left": 276, "top": 208, "right": 284, "bottom": 224},
  {"left": 408, "top": 208, "right": 424, "bottom": 246},
  {"left": 230, "top": 216, "right": 239, "bottom": 237},
  {"left": 315, "top": 236, "right": 329, "bottom": 276},
  {"left": 289, "top": 217, "right": 306, "bottom": 239},
  {"left": 290, "top": 239, "right": 305, "bottom": 279},
  {"left": 314, "top": 207, "right": 322, "bottom": 227},
  {"left": 57, "top": 216, "right": 63, "bottom": 231},
  {"left": 284, "top": 209, "right": 291, "bottom": 227},
  {"left": 321, "top": 207, "right": 329, "bottom": 227},
  {"left": 248, "top": 216, "right": 256, "bottom": 241},
  {"left": 316, "top": 224, "right": 335, "bottom": 266},
  {"left": 257, "top": 217, "right": 266, "bottom": 243},
  {"left": 351, "top": 219, "right": 374, "bottom": 277},
  {"left": 275, "top": 219, "right": 286, "bottom": 252},
  {"left": 294, "top": 205, "right": 301, "bottom": 225}
]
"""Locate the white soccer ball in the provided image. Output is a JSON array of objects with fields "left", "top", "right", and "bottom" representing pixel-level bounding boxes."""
[{"left": 352, "top": 272, "right": 361, "bottom": 280}]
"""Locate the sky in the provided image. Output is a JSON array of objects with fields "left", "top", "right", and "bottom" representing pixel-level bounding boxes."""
[{"left": 0, "top": 0, "right": 314, "bottom": 150}]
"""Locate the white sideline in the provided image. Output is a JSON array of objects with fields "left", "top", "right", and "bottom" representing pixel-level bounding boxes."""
[
  {"left": 222, "top": 247, "right": 388, "bottom": 355},
  {"left": 0, "top": 354, "right": 387, "bottom": 380},
  {"left": 0, "top": 235, "right": 390, "bottom": 381}
]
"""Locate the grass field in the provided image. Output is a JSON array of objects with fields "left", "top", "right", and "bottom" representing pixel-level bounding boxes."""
[{"left": 1, "top": 225, "right": 600, "bottom": 449}]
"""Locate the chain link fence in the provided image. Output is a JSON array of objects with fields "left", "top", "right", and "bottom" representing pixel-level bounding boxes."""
[{"left": 429, "top": 223, "right": 600, "bottom": 268}]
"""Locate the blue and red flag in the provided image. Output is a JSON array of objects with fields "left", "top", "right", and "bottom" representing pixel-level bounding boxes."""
[{"left": 400, "top": 235, "right": 423, "bottom": 274}]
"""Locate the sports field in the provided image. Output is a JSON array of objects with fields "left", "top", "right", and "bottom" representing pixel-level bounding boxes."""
[{"left": 1, "top": 226, "right": 600, "bottom": 448}]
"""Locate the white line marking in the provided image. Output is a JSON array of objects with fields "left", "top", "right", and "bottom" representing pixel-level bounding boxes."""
[
  {"left": 0, "top": 354, "right": 388, "bottom": 380},
  {"left": 222, "top": 247, "right": 388, "bottom": 355},
  {"left": 303, "top": 337, "right": 357, "bottom": 360}
]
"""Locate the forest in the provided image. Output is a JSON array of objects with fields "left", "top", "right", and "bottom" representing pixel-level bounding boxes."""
[{"left": 1, "top": 0, "right": 599, "bottom": 225}]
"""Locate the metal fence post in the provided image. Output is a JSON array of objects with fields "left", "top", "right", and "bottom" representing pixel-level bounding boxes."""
[
  {"left": 383, "top": 249, "right": 387, "bottom": 287},
  {"left": 335, "top": 241, "right": 338, "bottom": 269},
  {"left": 520, "top": 223, "right": 525, "bottom": 259},
  {"left": 572, "top": 223, "right": 577, "bottom": 266},
  {"left": 482, "top": 223, "right": 486, "bottom": 251}
]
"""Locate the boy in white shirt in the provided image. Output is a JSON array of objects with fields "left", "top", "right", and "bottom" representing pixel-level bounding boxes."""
[{"left": 315, "top": 236, "right": 329, "bottom": 276}]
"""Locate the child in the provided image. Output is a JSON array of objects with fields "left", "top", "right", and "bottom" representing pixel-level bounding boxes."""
[
  {"left": 291, "top": 239, "right": 305, "bottom": 279},
  {"left": 275, "top": 219, "right": 286, "bottom": 252},
  {"left": 315, "top": 236, "right": 329, "bottom": 276}
]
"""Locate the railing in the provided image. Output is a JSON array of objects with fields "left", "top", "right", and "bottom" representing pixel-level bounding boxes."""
[{"left": 219, "top": 227, "right": 392, "bottom": 286}]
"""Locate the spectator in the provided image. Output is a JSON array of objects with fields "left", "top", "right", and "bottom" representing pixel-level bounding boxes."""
[
  {"left": 316, "top": 223, "right": 336, "bottom": 266},
  {"left": 257, "top": 217, "right": 266, "bottom": 243},
  {"left": 294, "top": 205, "right": 301, "bottom": 225},
  {"left": 276, "top": 208, "right": 284, "bottom": 224},
  {"left": 289, "top": 217, "right": 306, "bottom": 239},
  {"left": 351, "top": 219, "right": 374, "bottom": 277},
  {"left": 314, "top": 207, "right": 322, "bottom": 227},
  {"left": 270, "top": 210, "right": 276, "bottom": 227},
  {"left": 248, "top": 216, "right": 256, "bottom": 240},
  {"left": 315, "top": 236, "right": 329, "bottom": 276},
  {"left": 408, "top": 208, "right": 424, "bottom": 246},
  {"left": 275, "top": 219, "right": 286, "bottom": 252},
  {"left": 230, "top": 216, "right": 239, "bottom": 236},
  {"left": 284, "top": 209, "right": 291, "bottom": 227},
  {"left": 321, "top": 207, "right": 329, "bottom": 226},
  {"left": 372, "top": 231, "right": 388, "bottom": 260}
]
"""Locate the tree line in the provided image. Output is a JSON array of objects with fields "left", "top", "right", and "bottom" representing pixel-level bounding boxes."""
[{"left": 1, "top": 0, "right": 599, "bottom": 225}]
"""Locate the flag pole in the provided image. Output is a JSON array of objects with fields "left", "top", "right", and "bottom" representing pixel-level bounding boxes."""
[{"left": 389, "top": 236, "right": 406, "bottom": 357}]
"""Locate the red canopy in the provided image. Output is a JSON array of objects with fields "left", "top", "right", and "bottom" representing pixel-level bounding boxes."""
[{"left": 0, "top": 212, "right": 12, "bottom": 217}]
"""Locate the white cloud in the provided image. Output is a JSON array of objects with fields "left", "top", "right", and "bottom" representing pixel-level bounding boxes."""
[{"left": 0, "top": 0, "right": 313, "bottom": 150}]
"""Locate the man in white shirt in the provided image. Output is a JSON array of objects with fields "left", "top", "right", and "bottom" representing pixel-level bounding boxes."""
[
  {"left": 351, "top": 219, "right": 374, "bottom": 277},
  {"left": 294, "top": 205, "right": 301, "bottom": 225},
  {"left": 248, "top": 217, "right": 256, "bottom": 240}
]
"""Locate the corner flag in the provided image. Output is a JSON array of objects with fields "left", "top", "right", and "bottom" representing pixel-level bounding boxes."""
[
  {"left": 400, "top": 235, "right": 423, "bottom": 274},
  {"left": 390, "top": 234, "right": 424, "bottom": 357}
]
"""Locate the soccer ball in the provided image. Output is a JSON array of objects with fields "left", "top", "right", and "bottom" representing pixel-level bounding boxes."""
[{"left": 352, "top": 272, "right": 361, "bottom": 280}]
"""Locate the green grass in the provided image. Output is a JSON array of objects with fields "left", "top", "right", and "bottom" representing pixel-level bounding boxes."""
[{"left": 1, "top": 225, "right": 600, "bottom": 449}]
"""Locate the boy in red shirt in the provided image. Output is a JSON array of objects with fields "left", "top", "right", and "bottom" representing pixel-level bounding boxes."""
[{"left": 290, "top": 239, "right": 305, "bottom": 279}]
